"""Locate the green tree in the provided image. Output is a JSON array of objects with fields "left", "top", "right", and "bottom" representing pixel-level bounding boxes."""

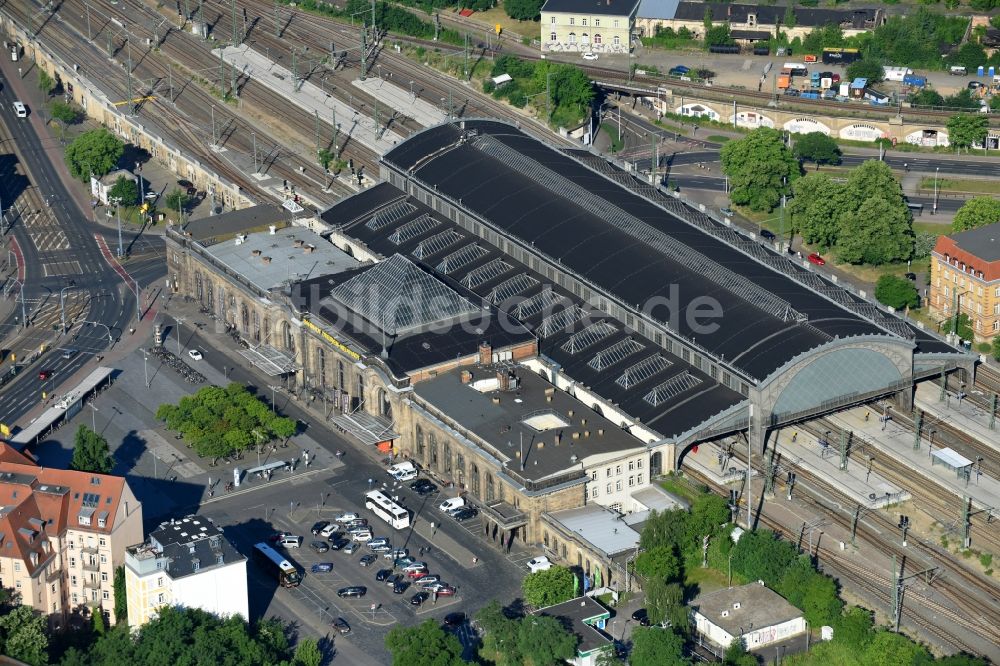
[
  {"left": 943, "top": 89, "right": 982, "bottom": 112},
  {"left": 846, "top": 59, "right": 884, "bottom": 83},
  {"left": 70, "top": 424, "right": 114, "bottom": 474},
  {"left": 875, "top": 274, "right": 920, "bottom": 310},
  {"left": 793, "top": 132, "right": 841, "bottom": 168},
  {"left": 635, "top": 545, "right": 681, "bottom": 582},
  {"left": 942, "top": 313, "right": 974, "bottom": 341},
  {"left": 639, "top": 508, "right": 690, "bottom": 553},
  {"left": 630, "top": 627, "right": 689, "bottom": 666},
  {"left": 114, "top": 565, "right": 128, "bottom": 623},
  {"left": 721, "top": 128, "right": 799, "bottom": 212},
  {"left": 165, "top": 187, "right": 192, "bottom": 214},
  {"left": 646, "top": 578, "right": 688, "bottom": 631},
  {"left": 385, "top": 619, "right": 464, "bottom": 666},
  {"left": 910, "top": 88, "right": 944, "bottom": 108},
  {"left": 947, "top": 114, "right": 988, "bottom": 153},
  {"left": 782, "top": 4, "right": 796, "bottom": 29},
  {"left": 64, "top": 128, "right": 125, "bottom": 181},
  {"left": 477, "top": 601, "right": 521, "bottom": 665},
  {"left": 788, "top": 173, "right": 849, "bottom": 250},
  {"left": 38, "top": 68, "right": 56, "bottom": 96},
  {"left": 705, "top": 22, "right": 734, "bottom": 47},
  {"left": 108, "top": 176, "right": 139, "bottom": 206},
  {"left": 687, "top": 493, "right": 731, "bottom": 545},
  {"left": 832, "top": 606, "right": 874, "bottom": 649},
  {"left": 0, "top": 605, "right": 49, "bottom": 666},
  {"left": 522, "top": 565, "right": 575, "bottom": 608},
  {"left": 993, "top": 336, "right": 1000, "bottom": 362},
  {"left": 504, "top": 0, "right": 544, "bottom": 21},
  {"left": 863, "top": 630, "right": 931, "bottom": 666},
  {"left": 730, "top": 529, "right": 797, "bottom": 587},
  {"left": 548, "top": 64, "right": 595, "bottom": 127},
  {"left": 93, "top": 609, "right": 107, "bottom": 635},
  {"left": 517, "top": 613, "right": 579, "bottom": 665},
  {"left": 952, "top": 196, "right": 1000, "bottom": 232},
  {"left": 722, "top": 638, "right": 757, "bottom": 666},
  {"left": 291, "top": 638, "right": 323, "bottom": 666},
  {"left": 846, "top": 159, "right": 905, "bottom": 204},
  {"left": 838, "top": 196, "right": 914, "bottom": 265},
  {"left": 50, "top": 100, "right": 83, "bottom": 124}
]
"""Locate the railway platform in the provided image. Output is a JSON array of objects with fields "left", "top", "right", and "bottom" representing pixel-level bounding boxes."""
[
  {"left": 351, "top": 77, "right": 447, "bottom": 128},
  {"left": 769, "top": 428, "right": 908, "bottom": 509},
  {"left": 827, "top": 407, "right": 1000, "bottom": 510},
  {"left": 682, "top": 439, "right": 758, "bottom": 486},
  {"left": 913, "top": 383, "right": 999, "bottom": 456}
]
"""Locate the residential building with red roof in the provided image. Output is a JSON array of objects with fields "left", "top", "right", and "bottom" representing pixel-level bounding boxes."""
[{"left": 930, "top": 222, "right": 1000, "bottom": 343}]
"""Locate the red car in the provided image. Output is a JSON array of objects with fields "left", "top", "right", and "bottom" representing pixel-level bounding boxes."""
[
  {"left": 406, "top": 568, "right": 430, "bottom": 579},
  {"left": 807, "top": 253, "right": 826, "bottom": 266},
  {"left": 38, "top": 370, "right": 53, "bottom": 380}
]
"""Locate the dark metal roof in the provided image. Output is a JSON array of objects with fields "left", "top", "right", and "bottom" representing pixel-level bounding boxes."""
[
  {"left": 329, "top": 182, "right": 745, "bottom": 438},
  {"left": 181, "top": 205, "right": 293, "bottom": 243},
  {"left": 670, "top": 2, "right": 879, "bottom": 29},
  {"left": 730, "top": 29, "right": 772, "bottom": 41},
  {"left": 542, "top": 0, "right": 641, "bottom": 16},
  {"left": 948, "top": 222, "right": 1000, "bottom": 263}
]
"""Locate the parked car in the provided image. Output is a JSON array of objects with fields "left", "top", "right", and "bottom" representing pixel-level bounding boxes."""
[
  {"left": 278, "top": 535, "right": 302, "bottom": 548},
  {"left": 187, "top": 349, "right": 203, "bottom": 361},
  {"left": 368, "top": 538, "right": 390, "bottom": 550},
  {"left": 311, "top": 563, "right": 334, "bottom": 573},
  {"left": 370, "top": 543, "right": 392, "bottom": 553},
  {"left": 343, "top": 542, "right": 359, "bottom": 555},
  {"left": 631, "top": 608, "right": 651, "bottom": 627},
  {"left": 334, "top": 512, "right": 360, "bottom": 522},
  {"left": 387, "top": 461, "right": 417, "bottom": 481},
  {"left": 410, "top": 591, "right": 430, "bottom": 606},
  {"left": 393, "top": 579, "right": 410, "bottom": 594},
  {"left": 582, "top": 52, "right": 598, "bottom": 61},
  {"left": 351, "top": 530, "right": 374, "bottom": 542},
  {"left": 444, "top": 612, "right": 466, "bottom": 627},
  {"left": 410, "top": 479, "right": 438, "bottom": 495},
  {"left": 320, "top": 523, "right": 341, "bottom": 538},
  {"left": 394, "top": 556, "right": 416, "bottom": 567},
  {"left": 328, "top": 537, "right": 350, "bottom": 551},
  {"left": 720, "top": 207, "right": 734, "bottom": 217},
  {"left": 759, "top": 229, "right": 776, "bottom": 241},
  {"left": 402, "top": 562, "right": 428, "bottom": 573},
  {"left": 311, "top": 521, "right": 330, "bottom": 535},
  {"left": 386, "top": 573, "right": 403, "bottom": 587},
  {"left": 310, "top": 540, "right": 330, "bottom": 553},
  {"left": 439, "top": 497, "right": 465, "bottom": 513},
  {"left": 344, "top": 519, "right": 368, "bottom": 530},
  {"left": 332, "top": 618, "right": 351, "bottom": 635},
  {"left": 904, "top": 272, "right": 917, "bottom": 281},
  {"left": 269, "top": 532, "right": 290, "bottom": 543},
  {"left": 807, "top": 253, "right": 826, "bottom": 266},
  {"left": 346, "top": 524, "right": 371, "bottom": 535},
  {"left": 386, "top": 548, "right": 408, "bottom": 561},
  {"left": 430, "top": 584, "right": 457, "bottom": 596},
  {"left": 452, "top": 507, "right": 478, "bottom": 521},
  {"left": 376, "top": 568, "right": 393, "bottom": 582},
  {"left": 417, "top": 575, "right": 442, "bottom": 587},
  {"left": 337, "top": 586, "right": 367, "bottom": 598},
  {"left": 359, "top": 554, "right": 377, "bottom": 567},
  {"left": 527, "top": 556, "right": 552, "bottom": 573}
]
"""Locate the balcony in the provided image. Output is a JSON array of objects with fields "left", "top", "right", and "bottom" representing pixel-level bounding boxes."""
[
  {"left": 82, "top": 577, "right": 102, "bottom": 590},
  {"left": 81, "top": 559, "right": 101, "bottom": 573}
]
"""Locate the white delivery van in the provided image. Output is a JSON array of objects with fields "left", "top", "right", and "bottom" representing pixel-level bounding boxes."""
[
  {"left": 278, "top": 535, "right": 303, "bottom": 548},
  {"left": 439, "top": 497, "right": 466, "bottom": 513},
  {"left": 387, "top": 461, "right": 417, "bottom": 480},
  {"left": 949, "top": 65, "right": 967, "bottom": 76},
  {"left": 13, "top": 101, "right": 27, "bottom": 118}
]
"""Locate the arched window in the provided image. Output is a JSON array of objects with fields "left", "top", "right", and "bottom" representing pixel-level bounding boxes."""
[
  {"left": 612, "top": 35, "right": 620, "bottom": 47},
  {"left": 252, "top": 310, "right": 261, "bottom": 342},
  {"left": 416, "top": 426, "right": 425, "bottom": 457},
  {"left": 581, "top": 33, "right": 589, "bottom": 44},
  {"left": 651, "top": 451, "right": 662, "bottom": 477},
  {"left": 262, "top": 317, "right": 270, "bottom": 345},
  {"left": 443, "top": 442, "right": 451, "bottom": 472},
  {"left": 456, "top": 453, "right": 465, "bottom": 486},
  {"left": 206, "top": 284, "right": 214, "bottom": 311},
  {"left": 218, "top": 288, "right": 227, "bottom": 320},
  {"left": 430, "top": 432, "right": 438, "bottom": 469},
  {"left": 568, "top": 32, "right": 577, "bottom": 44},
  {"left": 486, "top": 474, "right": 495, "bottom": 501},
  {"left": 195, "top": 273, "right": 204, "bottom": 302},
  {"left": 594, "top": 33, "right": 602, "bottom": 44},
  {"left": 240, "top": 304, "right": 250, "bottom": 334},
  {"left": 378, "top": 389, "right": 392, "bottom": 420},
  {"left": 550, "top": 32, "right": 556, "bottom": 41},
  {"left": 356, "top": 375, "right": 365, "bottom": 411},
  {"left": 337, "top": 360, "right": 345, "bottom": 389},
  {"left": 281, "top": 321, "right": 295, "bottom": 352},
  {"left": 316, "top": 348, "right": 326, "bottom": 387},
  {"left": 471, "top": 463, "right": 480, "bottom": 496}
]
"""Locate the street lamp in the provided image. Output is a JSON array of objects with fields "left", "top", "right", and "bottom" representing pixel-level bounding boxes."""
[
  {"left": 933, "top": 167, "right": 939, "bottom": 214},
  {"left": 59, "top": 285, "right": 75, "bottom": 333},
  {"left": 140, "top": 347, "right": 150, "bottom": 388}
]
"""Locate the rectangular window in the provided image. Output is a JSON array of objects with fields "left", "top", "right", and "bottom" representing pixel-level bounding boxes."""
[
  {"left": 14, "top": 562, "right": 20, "bottom": 572},
  {"left": 615, "top": 465, "right": 622, "bottom": 475},
  {"left": 637, "top": 459, "right": 643, "bottom": 469},
  {"left": 606, "top": 483, "right": 612, "bottom": 494},
  {"left": 590, "top": 470, "right": 598, "bottom": 481},
  {"left": 595, "top": 18, "right": 600, "bottom": 26},
  {"left": 616, "top": 480, "right": 622, "bottom": 491},
  {"left": 582, "top": 18, "right": 587, "bottom": 25},
  {"left": 613, "top": 19, "right": 619, "bottom": 27},
  {"left": 628, "top": 476, "right": 635, "bottom": 487},
  {"left": 99, "top": 538, "right": 106, "bottom": 547},
  {"left": 103, "top": 591, "right": 110, "bottom": 600},
  {"left": 606, "top": 467, "right": 612, "bottom": 478},
  {"left": 569, "top": 17, "right": 574, "bottom": 25},
  {"left": 550, "top": 16, "right": 555, "bottom": 23},
  {"left": 628, "top": 460, "right": 635, "bottom": 471},
  {"left": 101, "top": 572, "right": 108, "bottom": 582},
  {"left": 591, "top": 487, "right": 599, "bottom": 498},
  {"left": 638, "top": 473, "right": 644, "bottom": 484}
]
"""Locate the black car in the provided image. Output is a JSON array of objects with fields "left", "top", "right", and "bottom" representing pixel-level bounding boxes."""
[
  {"left": 410, "top": 479, "right": 439, "bottom": 495},
  {"left": 410, "top": 591, "right": 429, "bottom": 606},
  {"left": 376, "top": 568, "right": 393, "bottom": 582},
  {"left": 311, "top": 521, "right": 330, "bottom": 535},
  {"left": 444, "top": 612, "right": 466, "bottom": 627},
  {"left": 310, "top": 541, "right": 330, "bottom": 553},
  {"left": 332, "top": 618, "right": 351, "bottom": 635},
  {"left": 631, "top": 608, "right": 651, "bottom": 626},
  {"left": 393, "top": 580, "right": 410, "bottom": 594},
  {"left": 344, "top": 518, "right": 368, "bottom": 529},
  {"left": 452, "top": 507, "right": 478, "bottom": 521},
  {"left": 328, "top": 538, "right": 350, "bottom": 551},
  {"left": 386, "top": 573, "right": 403, "bottom": 587},
  {"left": 904, "top": 272, "right": 917, "bottom": 281},
  {"left": 337, "top": 586, "right": 367, "bottom": 598},
  {"left": 359, "top": 554, "right": 377, "bottom": 567},
  {"left": 759, "top": 229, "right": 776, "bottom": 241}
]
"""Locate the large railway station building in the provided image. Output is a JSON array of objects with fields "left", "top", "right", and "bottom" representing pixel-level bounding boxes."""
[{"left": 166, "top": 120, "right": 971, "bottom": 583}]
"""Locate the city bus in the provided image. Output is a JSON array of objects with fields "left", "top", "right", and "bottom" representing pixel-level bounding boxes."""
[
  {"left": 365, "top": 490, "right": 411, "bottom": 530},
  {"left": 253, "top": 542, "right": 301, "bottom": 588}
]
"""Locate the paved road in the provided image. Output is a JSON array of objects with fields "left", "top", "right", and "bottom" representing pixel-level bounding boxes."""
[{"left": 0, "top": 57, "right": 165, "bottom": 426}]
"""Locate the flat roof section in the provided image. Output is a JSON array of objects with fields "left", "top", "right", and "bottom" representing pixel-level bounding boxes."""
[
  {"left": 547, "top": 504, "right": 641, "bottom": 557},
  {"left": 182, "top": 205, "right": 295, "bottom": 243},
  {"left": 383, "top": 122, "right": 958, "bottom": 380},
  {"left": 413, "top": 366, "right": 646, "bottom": 484},
  {"left": 201, "top": 225, "right": 359, "bottom": 293}
]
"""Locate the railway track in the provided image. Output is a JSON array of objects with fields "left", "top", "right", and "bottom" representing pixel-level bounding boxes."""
[{"left": 885, "top": 404, "right": 998, "bottom": 480}]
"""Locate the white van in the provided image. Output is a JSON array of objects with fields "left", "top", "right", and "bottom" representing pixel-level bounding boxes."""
[
  {"left": 387, "top": 461, "right": 417, "bottom": 480},
  {"left": 13, "top": 102, "right": 27, "bottom": 118},
  {"left": 278, "top": 535, "right": 302, "bottom": 548},
  {"left": 949, "top": 65, "right": 967, "bottom": 76},
  {"left": 439, "top": 497, "right": 466, "bottom": 513}
]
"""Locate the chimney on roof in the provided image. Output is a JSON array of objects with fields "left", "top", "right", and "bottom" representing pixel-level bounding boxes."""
[
  {"left": 497, "top": 370, "right": 510, "bottom": 391},
  {"left": 554, "top": 433, "right": 561, "bottom": 446},
  {"left": 252, "top": 249, "right": 262, "bottom": 256},
  {"left": 491, "top": 395, "right": 500, "bottom": 405},
  {"left": 598, "top": 428, "right": 604, "bottom": 436},
  {"left": 262, "top": 256, "right": 272, "bottom": 264},
  {"left": 304, "top": 244, "right": 315, "bottom": 254},
  {"left": 479, "top": 341, "right": 492, "bottom": 366},
  {"left": 293, "top": 239, "right": 304, "bottom": 248},
  {"left": 269, "top": 225, "right": 277, "bottom": 235},
  {"left": 460, "top": 370, "right": 473, "bottom": 384}
]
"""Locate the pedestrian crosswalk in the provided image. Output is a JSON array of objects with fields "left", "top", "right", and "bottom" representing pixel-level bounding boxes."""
[{"left": 23, "top": 209, "right": 71, "bottom": 252}]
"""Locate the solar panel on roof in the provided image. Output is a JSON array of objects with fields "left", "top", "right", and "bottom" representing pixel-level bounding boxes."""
[
  {"left": 412, "top": 230, "right": 463, "bottom": 259},
  {"left": 616, "top": 355, "right": 673, "bottom": 389},
  {"left": 489, "top": 274, "right": 539, "bottom": 304},
  {"left": 436, "top": 244, "right": 489, "bottom": 274},
  {"left": 463, "top": 258, "right": 513, "bottom": 290},
  {"left": 588, "top": 338, "right": 644, "bottom": 371},
  {"left": 644, "top": 372, "right": 702, "bottom": 407},
  {"left": 388, "top": 214, "right": 438, "bottom": 244},
  {"left": 366, "top": 200, "right": 416, "bottom": 231},
  {"left": 538, "top": 306, "right": 587, "bottom": 338}
]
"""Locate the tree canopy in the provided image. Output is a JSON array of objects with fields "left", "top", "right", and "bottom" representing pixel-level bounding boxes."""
[
  {"left": 70, "top": 424, "right": 114, "bottom": 474},
  {"left": 49, "top": 100, "right": 83, "bottom": 124},
  {"left": 522, "top": 565, "right": 576, "bottom": 608},
  {"left": 64, "top": 128, "right": 124, "bottom": 181},
  {"left": 942, "top": 313, "right": 974, "bottom": 342},
  {"left": 720, "top": 128, "right": 799, "bottom": 212},
  {"left": 793, "top": 132, "right": 841, "bottom": 167},
  {"left": 476, "top": 601, "right": 579, "bottom": 666},
  {"left": 635, "top": 545, "right": 681, "bottom": 582},
  {"left": 875, "top": 274, "right": 920, "bottom": 310},
  {"left": 504, "top": 0, "right": 544, "bottom": 21},
  {"left": 0, "top": 605, "right": 48, "bottom": 666},
  {"left": 788, "top": 173, "right": 850, "bottom": 250},
  {"left": 487, "top": 56, "right": 593, "bottom": 129},
  {"left": 947, "top": 114, "right": 988, "bottom": 153},
  {"left": 385, "top": 619, "right": 464, "bottom": 666},
  {"left": 952, "top": 196, "right": 1000, "bottom": 232},
  {"left": 837, "top": 195, "right": 914, "bottom": 265},
  {"left": 156, "top": 383, "right": 297, "bottom": 460},
  {"left": 645, "top": 578, "right": 688, "bottom": 630},
  {"left": 630, "top": 627, "right": 689, "bottom": 666},
  {"left": 846, "top": 59, "right": 884, "bottom": 83},
  {"left": 108, "top": 176, "right": 139, "bottom": 206}
]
